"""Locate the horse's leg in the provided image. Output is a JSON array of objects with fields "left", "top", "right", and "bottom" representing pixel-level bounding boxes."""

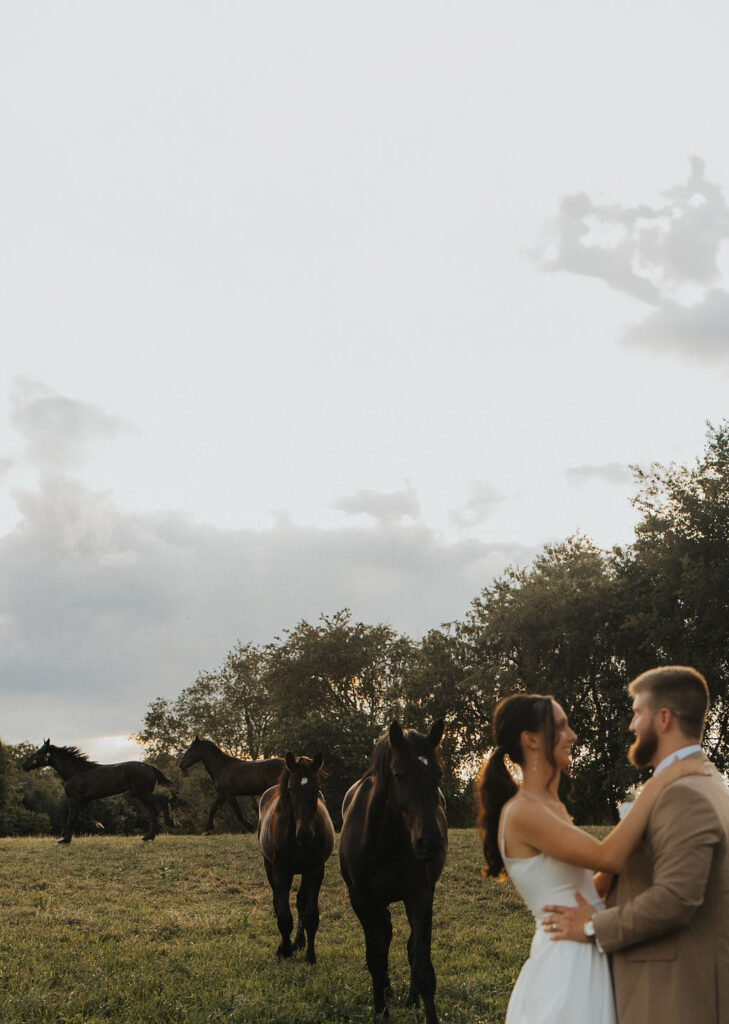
[
  {"left": 203, "top": 794, "right": 226, "bottom": 834},
  {"left": 351, "top": 895, "right": 392, "bottom": 1017},
  {"left": 382, "top": 907, "right": 394, "bottom": 997},
  {"left": 138, "top": 795, "right": 159, "bottom": 841},
  {"left": 158, "top": 793, "right": 176, "bottom": 828},
  {"left": 404, "top": 893, "right": 438, "bottom": 1024},
  {"left": 293, "top": 883, "right": 306, "bottom": 953},
  {"left": 266, "top": 861, "right": 294, "bottom": 959},
  {"left": 296, "top": 862, "right": 325, "bottom": 964},
  {"left": 58, "top": 797, "right": 78, "bottom": 844},
  {"left": 227, "top": 795, "right": 255, "bottom": 833}
]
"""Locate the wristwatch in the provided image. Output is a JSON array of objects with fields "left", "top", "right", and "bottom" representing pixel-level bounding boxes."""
[{"left": 583, "top": 916, "right": 596, "bottom": 939}]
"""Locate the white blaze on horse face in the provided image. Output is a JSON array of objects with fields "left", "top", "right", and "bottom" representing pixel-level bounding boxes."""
[
  {"left": 300, "top": 777, "right": 309, "bottom": 786},
  {"left": 418, "top": 756, "right": 429, "bottom": 767}
]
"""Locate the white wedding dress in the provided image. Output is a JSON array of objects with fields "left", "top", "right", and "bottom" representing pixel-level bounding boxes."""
[{"left": 501, "top": 803, "right": 616, "bottom": 1024}]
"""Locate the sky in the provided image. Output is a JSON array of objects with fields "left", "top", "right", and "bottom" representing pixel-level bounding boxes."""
[{"left": 2, "top": 1, "right": 729, "bottom": 757}]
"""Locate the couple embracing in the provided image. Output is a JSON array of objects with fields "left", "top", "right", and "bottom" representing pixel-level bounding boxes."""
[{"left": 478, "top": 666, "right": 729, "bottom": 1024}]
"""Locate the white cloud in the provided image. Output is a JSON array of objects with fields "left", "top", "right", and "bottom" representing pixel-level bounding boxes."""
[
  {"left": 624, "top": 289, "right": 729, "bottom": 367},
  {"left": 449, "top": 481, "right": 505, "bottom": 529},
  {"left": 538, "top": 158, "right": 729, "bottom": 368},
  {"left": 0, "top": 473, "right": 535, "bottom": 743},
  {"left": 332, "top": 485, "right": 421, "bottom": 523},
  {"left": 10, "top": 378, "right": 130, "bottom": 470},
  {"left": 564, "top": 463, "right": 634, "bottom": 487},
  {"left": 0, "top": 458, "right": 14, "bottom": 478}
]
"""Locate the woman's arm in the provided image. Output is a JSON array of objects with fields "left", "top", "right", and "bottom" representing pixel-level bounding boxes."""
[{"left": 510, "top": 759, "right": 709, "bottom": 873}]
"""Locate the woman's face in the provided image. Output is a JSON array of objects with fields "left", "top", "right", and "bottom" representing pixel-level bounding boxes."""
[{"left": 550, "top": 701, "right": 576, "bottom": 769}]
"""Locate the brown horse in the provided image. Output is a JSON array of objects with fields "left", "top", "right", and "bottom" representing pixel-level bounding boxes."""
[
  {"left": 258, "top": 753, "right": 335, "bottom": 964},
  {"left": 339, "top": 721, "right": 448, "bottom": 1024},
  {"left": 23, "top": 739, "right": 175, "bottom": 844},
  {"left": 179, "top": 736, "right": 285, "bottom": 833}
]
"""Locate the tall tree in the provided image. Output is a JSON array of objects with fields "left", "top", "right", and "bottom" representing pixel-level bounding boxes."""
[{"left": 616, "top": 421, "right": 729, "bottom": 772}]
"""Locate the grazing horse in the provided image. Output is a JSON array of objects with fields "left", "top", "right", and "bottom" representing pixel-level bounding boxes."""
[
  {"left": 258, "top": 753, "right": 335, "bottom": 964},
  {"left": 339, "top": 720, "right": 448, "bottom": 1024},
  {"left": 23, "top": 739, "right": 175, "bottom": 844},
  {"left": 179, "top": 736, "right": 285, "bottom": 833}
]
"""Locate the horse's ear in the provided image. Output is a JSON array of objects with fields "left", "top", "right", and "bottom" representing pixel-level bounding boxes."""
[
  {"left": 311, "top": 752, "right": 324, "bottom": 773},
  {"left": 389, "top": 721, "right": 405, "bottom": 750},
  {"left": 428, "top": 719, "right": 445, "bottom": 749},
  {"left": 285, "top": 752, "right": 297, "bottom": 772}
]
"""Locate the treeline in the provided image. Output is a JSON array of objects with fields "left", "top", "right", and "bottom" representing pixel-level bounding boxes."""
[{"left": 3, "top": 423, "right": 729, "bottom": 835}]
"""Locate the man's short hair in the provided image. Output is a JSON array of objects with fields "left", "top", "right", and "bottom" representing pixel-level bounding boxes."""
[{"left": 629, "top": 665, "right": 709, "bottom": 740}]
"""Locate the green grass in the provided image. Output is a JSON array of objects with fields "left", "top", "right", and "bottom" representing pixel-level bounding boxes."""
[{"left": 0, "top": 830, "right": 535, "bottom": 1024}]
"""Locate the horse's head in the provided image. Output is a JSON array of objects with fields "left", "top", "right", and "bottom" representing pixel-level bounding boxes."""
[
  {"left": 23, "top": 739, "right": 52, "bottom": 772},
  {"left": 386, "top": 719, "right": 446, "bottom": 862},
  {"left": 283, "top": 752, "right": 325, "bottom": 851},
  {"left": 179, "top": 736, "right": 203, "bottom": 774}
]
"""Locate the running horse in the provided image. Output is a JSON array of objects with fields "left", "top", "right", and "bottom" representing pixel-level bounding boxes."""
[
  {"left": 339, "top": 720, "right": 448, "bottom": 1024},
  {"left": 179, "top": 737, "right": 285, "bottom": 833},
  {"left": 258, "top": 753, "right": 335, "bottom": 964},
  {"left": 23, "top": 739, "right": 175, "bottom": 844}
]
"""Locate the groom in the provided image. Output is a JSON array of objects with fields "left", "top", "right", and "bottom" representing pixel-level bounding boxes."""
[{"left": 543, "top": 665, "right": 729, "bottom": 1024}]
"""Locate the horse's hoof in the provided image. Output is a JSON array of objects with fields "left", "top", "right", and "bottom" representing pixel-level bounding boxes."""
[
  {"left": 141, "top": 834, "right": 155, "bottom": 842},
  {"left": 57, "top": 838, "right": 71, "bottom": 845},
  {"left": 276, "top": 944, "right": 293, "bottom": 960}
]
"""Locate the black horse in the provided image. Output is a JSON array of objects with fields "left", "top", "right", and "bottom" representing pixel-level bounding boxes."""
[
  {"left": 23, "top": 739, "right": 175, "bottom": 844},
  {"left": 258, "top": 753, "right": 335, "bottom": 965},
  {"left": 179, "top": 736, "right": 285, "bottom": 833},
  {"left": 339, "top": 721, "right": 448, "bottom": 1024}
]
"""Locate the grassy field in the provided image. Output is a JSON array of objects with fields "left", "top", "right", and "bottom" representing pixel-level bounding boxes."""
[{"left": 0, "top": 829, "right": 536, "bottom": 1024}]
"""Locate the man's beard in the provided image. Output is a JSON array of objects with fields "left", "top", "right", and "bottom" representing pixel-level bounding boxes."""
[{"left": 629, "top": 725, "right": 658, "bottom": 768}]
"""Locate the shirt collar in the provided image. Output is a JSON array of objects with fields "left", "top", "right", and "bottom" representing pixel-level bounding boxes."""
[{"left": 653, "top": 744, "right": 703, "bottom": 776}]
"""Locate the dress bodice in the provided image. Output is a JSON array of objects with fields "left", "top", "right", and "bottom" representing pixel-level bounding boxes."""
[{"left": 500, "top": 799, "right": 603, "bottom": 920}]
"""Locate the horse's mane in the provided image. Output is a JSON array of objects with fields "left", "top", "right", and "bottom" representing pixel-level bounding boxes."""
[{"left": 54, "top": 744, "right": 99, "bottom": 767}]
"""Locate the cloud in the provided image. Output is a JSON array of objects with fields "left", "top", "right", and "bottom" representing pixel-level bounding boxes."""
[
  {"left": 332, "top": 484, "right": 421, "bottom": 523},
  {"left": 538, "top": 158, "right": 729, "bottom": 368},
  {"left": 0, "top": 474, "right": 535, "bottom": 743},
  {"left": 10, "top": 378, "right": 129, "bottom": 470},
  {"left": 564, "top": 463, "right": 634, "bottom": 487},
  {"left": 624, "top": 288, "right": 729, "bottom": 366},
  {"left": 0, "top": 458, "right": 14, "bottom": 478},
  {"left": 449, "top": 481, "right": 505, "bottom": 528}
]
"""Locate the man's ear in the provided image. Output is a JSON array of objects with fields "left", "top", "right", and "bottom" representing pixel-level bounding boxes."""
[{"left": 656, "top": 707, "right": 674, "bottom": 734}]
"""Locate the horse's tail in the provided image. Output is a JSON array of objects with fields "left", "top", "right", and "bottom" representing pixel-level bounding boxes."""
[{"left": 151, "top": 765, "right": 174, "bottom": 788}]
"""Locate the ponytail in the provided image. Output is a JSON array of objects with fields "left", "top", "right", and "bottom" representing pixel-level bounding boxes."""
[{"left": 477, "top": 745, "right": 518, "bottom": 878}]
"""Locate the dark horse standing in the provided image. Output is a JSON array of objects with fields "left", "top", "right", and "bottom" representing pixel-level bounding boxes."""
[
  {"left": 258, "top": 753, "right": 335, "bottom": 965},
  {"left": 339, "top": 720, "right": 448, "bottom": 1024},
  {"left": 179, "top": 737, "right": 285, "bottom": 833},
  {"left": 23, "top": 739, "right": 175, "bottom": 844}
]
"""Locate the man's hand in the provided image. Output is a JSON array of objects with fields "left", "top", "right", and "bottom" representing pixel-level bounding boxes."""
[{"left": 541, "top": 892, "right": 595, "bottom": 942}]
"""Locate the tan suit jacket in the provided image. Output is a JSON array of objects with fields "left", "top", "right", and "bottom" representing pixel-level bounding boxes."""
[{"left": 594, "top": 755, "right": 729, "bottom": 1024}]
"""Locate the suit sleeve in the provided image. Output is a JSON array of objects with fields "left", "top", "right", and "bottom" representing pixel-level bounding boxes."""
[{"left": 594, "top": 782, "right": 721, "bottom": 953}]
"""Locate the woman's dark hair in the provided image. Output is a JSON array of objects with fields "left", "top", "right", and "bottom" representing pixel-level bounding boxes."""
[{"left": 476, "top": 693, "right": 556, "bottom": 878}]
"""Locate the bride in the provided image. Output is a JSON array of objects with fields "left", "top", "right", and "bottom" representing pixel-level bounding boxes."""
[{"left": 476, "top": 693, "right": 707, "bottom": 1024}]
